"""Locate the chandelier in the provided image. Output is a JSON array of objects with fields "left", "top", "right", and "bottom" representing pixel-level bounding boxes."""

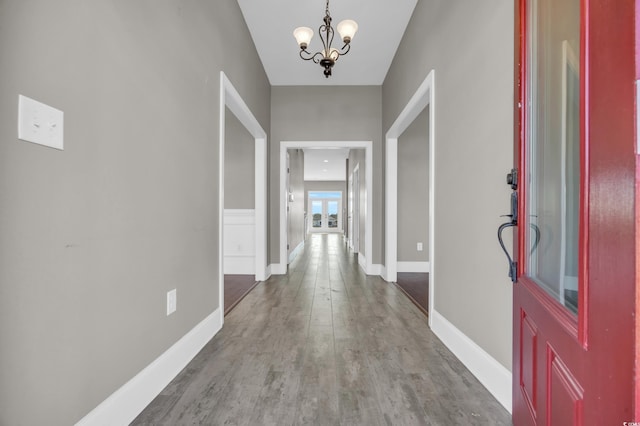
[{"left": 293, "top": 0, "right": 358, "bottom": 78}]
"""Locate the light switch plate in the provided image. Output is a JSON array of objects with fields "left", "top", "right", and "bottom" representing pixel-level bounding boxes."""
[
  {"left": 18, "top": 95, "right": 64, "bottom": 150},
  {"left": 417, "top": 242, "right": 423, "bottom": 251}
]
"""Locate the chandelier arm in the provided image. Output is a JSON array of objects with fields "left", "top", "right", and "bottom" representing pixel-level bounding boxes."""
[
  {"left": 299, "top": 48, "right": 326, "bottom": 64},
  {"left": 299, "top": 49, "right": 316, "bottom": 61},
  {"left": 338, "top": 43, "right": 351, "bottom": 56}
]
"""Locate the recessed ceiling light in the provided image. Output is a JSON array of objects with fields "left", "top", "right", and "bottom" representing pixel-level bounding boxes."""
[
  {"left": 323, "top": 169, "right": 328, "bottom": 172},
  {"left": 323, "top": 160, "right": 329, "bottom": 163}
]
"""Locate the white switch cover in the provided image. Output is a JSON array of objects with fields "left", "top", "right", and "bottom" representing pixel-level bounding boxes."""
[
  {"left": 18, "top": 95, "right": 64, "bottom": 150},
  {"left": 417, "top": 242, "right": 423, "bottom": 251},
  {"left": 167, "top": 289, "right": 177, "bottom": 316}
]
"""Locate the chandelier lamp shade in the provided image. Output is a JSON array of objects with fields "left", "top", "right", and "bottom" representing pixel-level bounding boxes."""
[{"left": 293, "top": 0, "right": 358, "bottom": 78}]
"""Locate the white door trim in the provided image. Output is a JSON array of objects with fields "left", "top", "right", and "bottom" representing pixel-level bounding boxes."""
[
  {"left": 279, "top": 141, "right": 374, "bottom": 274},
  {"left": 384, "top": 70, "right": 436, "bottom": 326},
  {"left": 352, "top": 163, "right": 360, "bottom": 253},
  {"left": 219, "top": 72, "right": 268, "bottom": 325}
]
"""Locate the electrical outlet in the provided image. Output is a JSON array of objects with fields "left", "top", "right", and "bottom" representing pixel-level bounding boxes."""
[
  {"left": 417, "top": 242, "right": 423, "bottom": 251},
  {"left": 167, "top": 289, "right": 177, "bottom": 316}
]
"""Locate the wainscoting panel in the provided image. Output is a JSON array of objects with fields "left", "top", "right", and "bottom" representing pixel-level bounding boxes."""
[{"left": 224, "top": 209, "right": 255, "bottom": 274}]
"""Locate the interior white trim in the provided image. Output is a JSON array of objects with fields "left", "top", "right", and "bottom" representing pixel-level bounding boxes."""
[
  {"left": 397, "top": 261, "right": 430, "bottom": 273},
  {"left": 280, "top": 141, "right": 375, "bottom": 274},
  {"left": 219, "top": 72, "right": 268, "bottom": 326},
  {"left": 385, "top": 70, "right": 436, "bottom": 327},
  {"left": 75, "top": 308, "right": 223, "bottom": 426},
  {"left": 358, "top": 253, "right": 367, "bottom": 272},
  {"left": 270, "top": 263, "right": 287, "bottom": 275},
  {"left": 431, "top": 309, "right": 512, "bottom": 413}
]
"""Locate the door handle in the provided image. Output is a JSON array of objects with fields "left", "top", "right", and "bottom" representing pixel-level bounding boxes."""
[{"left": 498, "top": 170, "right": 518, "bottom": 283}]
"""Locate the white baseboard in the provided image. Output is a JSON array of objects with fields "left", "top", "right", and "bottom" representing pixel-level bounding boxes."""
[
  {"left": 397, "top": 261, "right": 430, "bottom": 273},
  {"left": 288, "top": 241, "right": 304, "bottom": 264},
  {"left": 369, "top": 264, "right": 383, "bottom": 276},
  {"left": 356, "top": 253, "right": 383, "bottom": 276},
  {"left": 380, "top": 265, "right": 389, "bottom": 281},
  {"left": 358, "top": 254, "right": 367, "bottom": 272},
  {"left": 431, "top": 310, "right": 512, "bottom": 413},
  {"left": 75, "top": 308, "right": 223, "bottom": 426},
  {"left": 270, "top": 263, "right": 287, "bottom": 275}
]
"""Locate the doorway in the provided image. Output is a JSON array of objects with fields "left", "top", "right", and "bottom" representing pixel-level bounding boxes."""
[
  {"left": 384, "top": 70, "right": 436, "bottom": 323},
  {"left": 219, "top": 72, "right": 268, "bottom": 322},
  {"left": 308, "top": 192, "right": 343, "bottom": 233},
  {"left": 279, "top": 141, "right": 374, "bottom": 274}
]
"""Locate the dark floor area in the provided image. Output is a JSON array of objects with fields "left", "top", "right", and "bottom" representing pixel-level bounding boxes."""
[
  {"left": 224, "top": 274, "right": 258, "bottom": 315},
  {"left": 395, "top": 272, "right": 429, "bottom": 315}
]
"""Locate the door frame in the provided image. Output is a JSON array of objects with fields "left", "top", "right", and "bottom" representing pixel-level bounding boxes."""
[
  {"left": 351, "top": 163, "right": 360, "bottom": 253},
  {"left": 279, "top": 141, "right": 373, "bottom": 274},
  {"left": 219, "top": 72, "right": 268, "bottom": 325},
  {"left": 384, "top": 70, "right": 436, "bottom": 325}
]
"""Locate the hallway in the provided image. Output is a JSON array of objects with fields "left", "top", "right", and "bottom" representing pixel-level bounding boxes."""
[{"left": 133, "top": 234, "right": 510, "bottom": 425}]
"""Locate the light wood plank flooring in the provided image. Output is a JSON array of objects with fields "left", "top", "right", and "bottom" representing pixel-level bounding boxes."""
[{"left": 132, "top": 234, "right": 511, "bottom": 425}]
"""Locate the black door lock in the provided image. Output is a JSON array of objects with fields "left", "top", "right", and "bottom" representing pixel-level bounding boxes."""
[{"left": 506, "top": 168, "right": 518, "bottom": 190}]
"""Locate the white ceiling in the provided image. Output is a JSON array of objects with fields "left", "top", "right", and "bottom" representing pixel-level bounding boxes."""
[
  {"left": 304, "top": 148, "right": 350, "bottom": 181},
  {"left": 237, "top": 0, "right": 418, "bottom": 86}
]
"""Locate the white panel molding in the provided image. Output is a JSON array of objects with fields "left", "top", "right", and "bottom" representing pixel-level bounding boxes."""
[
  {"left": 280, "top": 141, "right": 373, "bottom": 275},
  {"left": 75, "top": 309, "right": 222, "bottom": 426},
  {"left": 224, "top": 257, "right": 256, "bottom": 274},
  {"left": 385, "top": 70, "right": 436, "bottom": 328},
  {"left": 224, "top": 209, "right": 256, "bottom": 274},
  {"left": 219, "top": 72, "right": 269, "bottom": 324},
  {"left": 431, "top": 310, "right": 512, "bottom": 413},
  {"left": 397, "top": 261, "right": 430, "bottom": 273}
]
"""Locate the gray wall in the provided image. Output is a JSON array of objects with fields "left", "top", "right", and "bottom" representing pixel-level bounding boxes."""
[
  {"left": 287, "top": 149, "right": 305, "bottom": 257},
  {"left": 225, "top": 107, "right": 255, "bottom": 209},
  {"left": 270, "top": 87, "right": 382, "bottom": 266},
  {"left": 0, "top": 1, "right": 270, "bottom": 425},
  {"left": 398, "top": 106, "right": 429, "bottom": 262},
  {"left": 382, "top": 0, "right": 514, "bottom": 369}
]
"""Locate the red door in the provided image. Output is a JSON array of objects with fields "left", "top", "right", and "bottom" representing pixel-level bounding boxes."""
[{"left": 512, "top": 0, "right": 637, "bottom": 424}]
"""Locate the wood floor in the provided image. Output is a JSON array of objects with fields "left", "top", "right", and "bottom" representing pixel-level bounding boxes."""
[
  {"left": 395, "top": 273, "right": 429, "bottom": 315},
  {"left": 132, "top": 234, "right": 511, "bottom": 425},
  {"left": 224, "top": 275, "right": 259, "bottom": 316}
]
